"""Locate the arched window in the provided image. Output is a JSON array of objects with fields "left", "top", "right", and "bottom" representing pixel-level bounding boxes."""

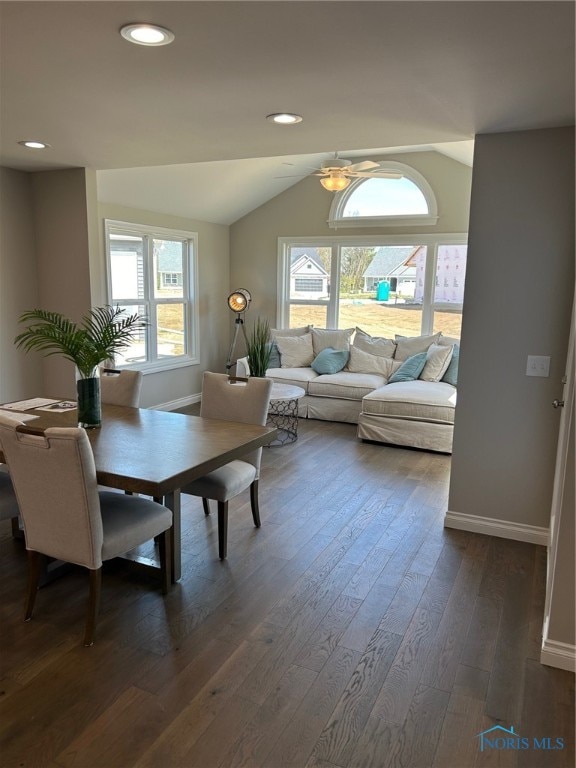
[{"left": 328, "top": 162, "right": 439, "bottom": 229}]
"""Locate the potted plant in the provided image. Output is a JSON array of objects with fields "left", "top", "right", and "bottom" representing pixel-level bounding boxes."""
[
  {"left": 245, "top": 317, "right": 272, "bottom": 378},
  {"left": 15, "top": 305, "right": 146, "bottom": 428}
]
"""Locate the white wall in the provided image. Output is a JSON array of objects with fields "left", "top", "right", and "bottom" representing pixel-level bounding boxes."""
[
  {"left": 30, "top": 168, "right": 96, "bottom": 398},
  {"left": 448, "top": 127, "right": 575, "bottom": 533},
  {"left": 0, "top": 168, "right": 43, "bottom": 402}
]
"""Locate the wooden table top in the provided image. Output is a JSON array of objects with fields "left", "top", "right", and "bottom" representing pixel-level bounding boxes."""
[{"left": 0, "top": 404, "right": 278, "bottom": 497}]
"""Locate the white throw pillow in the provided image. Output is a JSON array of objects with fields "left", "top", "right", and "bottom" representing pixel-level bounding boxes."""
[
  {"left": 353, "top": 327, "right": 396, "bottom": 358},
  {"left": 347, "top": 346, "right": 401, "bottom": 379},
  {"left": 311, "top": 327, "right": 354, "bottom": 355},
  {"left": 394, "top": 332, "right": 442, "bottom": 361},
  {"left": 420, "top": 343, "right": 454, "bottom": 382},
  {"left": 276, "top": 333, "right": 314, "bottom": 368}
]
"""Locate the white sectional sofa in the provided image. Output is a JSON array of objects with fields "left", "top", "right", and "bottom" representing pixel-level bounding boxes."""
[{"left": 237, "top": 326, "right": 459, "bottom": 453}]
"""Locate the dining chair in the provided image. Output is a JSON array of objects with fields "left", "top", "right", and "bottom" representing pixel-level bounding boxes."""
[
  {"left": 100, "top": 368, "right": 143, "bottom": 407},
  {"left": 181, "top": 372, "right": 272, "bottom": 560},
  {"left": 0, "top": 467, "right": 19, "bottom": 525},
  {"left": 0, "top": 413, "right": 172, "bottom": 646}
]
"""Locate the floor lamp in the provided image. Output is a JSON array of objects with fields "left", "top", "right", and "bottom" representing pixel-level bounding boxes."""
[{"left": 225, "top": 289, "right": 251, "bottom": 374}]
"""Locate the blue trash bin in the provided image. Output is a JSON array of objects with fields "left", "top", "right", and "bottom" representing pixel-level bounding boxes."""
[{"left": 376, "top": 281, "right": 390, "bottom": 301}]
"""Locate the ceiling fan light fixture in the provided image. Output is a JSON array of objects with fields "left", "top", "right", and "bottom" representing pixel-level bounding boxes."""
[
  {"left": 320, "top": 174, "right": 351, "bottom": 192},
  {"left": 266, "top": 113, "right": 303, "bottom": 125},
  {"left": 120, "top": 23, "right": 175, "bottom": 46}
]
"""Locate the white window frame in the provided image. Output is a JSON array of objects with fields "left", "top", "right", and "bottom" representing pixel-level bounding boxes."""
[
  {"left": 277, "top": 234, "right": 467, "bottom": 335},
  {"left": 104, "top": 219, "right": 200, "bottom": 373},
  {"left": 327, "top": 162, "right": 439, "bottom": 229}
]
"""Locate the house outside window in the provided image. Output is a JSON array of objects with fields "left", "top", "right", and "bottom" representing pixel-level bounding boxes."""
[
  {"left": 105, "top": 220, "right": 199, "bottom": 372},
  {"left": 278, "top": 236, "right": 467, "bottom": 340}
]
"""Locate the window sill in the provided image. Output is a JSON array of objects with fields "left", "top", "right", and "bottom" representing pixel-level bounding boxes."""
[
  {"left": 119, "top": 356, "right": 199, "bottom": 375},
  {"left": 327, "top": 214, "right": 439, "bottom": 229}
]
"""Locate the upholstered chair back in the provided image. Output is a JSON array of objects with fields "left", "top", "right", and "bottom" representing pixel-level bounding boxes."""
[
  {"left": 0, "top": 466, "right": 19, "bottom": 522},
  {"left": 0, "top": 414, "right": 104, "bottom": 569},
  {"left": 100, "top": 369, "right": 143, "bottom": 407},
  {"left": 200, "top": 372, "right": 272, "bottom": 475}
]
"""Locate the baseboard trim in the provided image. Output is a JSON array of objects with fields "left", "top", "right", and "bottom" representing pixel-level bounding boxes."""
[
  {"left": 151, "top": 393, "right": 201, "bottom": 412},
  {"left": 540, "top": 639, "right": 576, "bottom": 672},
  {"left": 444, "top": 510, "right": 549, "bottom": 546}
]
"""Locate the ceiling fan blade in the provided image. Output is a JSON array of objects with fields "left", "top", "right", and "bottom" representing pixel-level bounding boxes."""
[
  {"left": 346, "top": 160, "right": 380, "bottom": 173},
  {"left": 351, "top": 171, "right": 403, "bottom": 179},
  {"left": 282, "top": 161, "right": 324, "bottom": 172}
]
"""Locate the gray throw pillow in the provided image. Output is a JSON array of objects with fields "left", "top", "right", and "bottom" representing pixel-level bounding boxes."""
[
  {"left": 311, "top": 347, "right": 349, "bottom": 375},
  {"left": 441, "top": 344, "right": 459, "bottom": 386},
  {"left": 388, "top": 351, "right": 427, "bottom": 383}
]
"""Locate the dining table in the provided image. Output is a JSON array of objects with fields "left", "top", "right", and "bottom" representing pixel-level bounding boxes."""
[{"left": 0, "top": 402, "right": 278, "bottom": 582}]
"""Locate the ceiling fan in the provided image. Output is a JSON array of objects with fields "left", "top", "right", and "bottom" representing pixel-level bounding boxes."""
[{"left": 279, "top": 153, "right": 403, "bottom": 192}]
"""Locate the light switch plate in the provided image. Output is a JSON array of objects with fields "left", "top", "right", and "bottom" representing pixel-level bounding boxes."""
[{"left": 526, "top": 355, "right": 551, "bottom": 377}]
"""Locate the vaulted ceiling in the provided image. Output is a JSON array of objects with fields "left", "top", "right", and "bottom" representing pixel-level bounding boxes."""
[{"left": 1, "top": 1, "right": 573, "bottom": 223}]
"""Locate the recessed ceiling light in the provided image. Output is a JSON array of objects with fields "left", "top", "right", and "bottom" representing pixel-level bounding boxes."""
[
  {"left": 18, "top": 140, "right": 50, "bottom": 150},
  {"left": 266, "top": 113, "right": 303, "bottom": 125},
  {"left": 120, "top": 23, "right": 175, "bottom": 46}
]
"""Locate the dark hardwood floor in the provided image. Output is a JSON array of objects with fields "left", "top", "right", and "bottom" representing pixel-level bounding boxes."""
[{"left": 0, "top": 414, "right": 574, "bottom": 768}]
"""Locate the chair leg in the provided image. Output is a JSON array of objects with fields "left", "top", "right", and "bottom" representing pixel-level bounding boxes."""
[
  {"left": 250, "top": 480, "right": 261, "bottom": 528},
  {"left": 217, "top": 501, "right": 229, "bottom": 560},
  {"left": 202, "top": 498, "right": 211, "bottom": 516},
  {"left": 24, "top": 550, "right": 42, "bottom": 621},
  {"left": 84, "top": 568, "right": 102, "bottom": 647},
  {"left": 158, "top": 528, "right": 172, "bottom": 595}
]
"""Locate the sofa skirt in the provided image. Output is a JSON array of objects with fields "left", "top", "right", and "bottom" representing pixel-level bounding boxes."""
[{"left": 357, "top": 414, "right": 453, "bottom": 453}]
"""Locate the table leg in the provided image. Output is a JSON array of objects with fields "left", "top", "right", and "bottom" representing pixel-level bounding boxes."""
[{"left": 164, "top": 489, "right": 181, "bottom": 583}]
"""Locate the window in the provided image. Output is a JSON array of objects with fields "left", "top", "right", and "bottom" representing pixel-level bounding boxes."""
[
  {"left": 105, "top": 220, "right": 199, "bottom": 371},
  {"left": 328, "top": 162, "right": 438, "bottom": 229},
  {"left": 162, "top": 272, "right": 182, "bottom": 287},
  {"left": 278, "top": 236, "right": 467, "bottom": 340}
]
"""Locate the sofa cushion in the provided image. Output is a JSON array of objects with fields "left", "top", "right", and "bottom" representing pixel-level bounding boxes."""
[
  {"left": 353, "top": 327, "right": 396, "bottom": 358},
  {"left": 394, "top": 332, "right": 442, "bottom": 361},
  {"left": 308, "top": 371, "right": 386, "bottom": 400},
  {"left": 362, "top": 381, "right": 457, "bottom": 423},
  {"left": 389, "top": 352, "right": 427, "bottom": 383},
  {"left": 441, "top": 344, "right": 460, "bottom": 386},
  {"left": 267, "top": 367, "right": 318, "bottom": 393},
  {"left": 276, "top": 333, "right": 314, "bottom": 368},
  {"left": 311, "top": 327, "right": 354, "bottom": 355},
  {"left": 311, "top": 347, "right": 349, "bottom": 375},
  {"left": 346, "top": 346, "right": 401, "bottom": 379},
  {"left": 420, "top": 344, "right": 454, "bottom": 382}
]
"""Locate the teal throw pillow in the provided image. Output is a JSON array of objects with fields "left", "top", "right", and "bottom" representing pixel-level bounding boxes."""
[
  {"left": 441, "top": 344, "right": 459, "bottom": 386},
  {"left": 265, "top": 341, "right": 281, "bottom": 369},
  {"left": 388, "top": 351, "right": 427, "bottom": 383},
  {"left": 311, "top": 347, "right": 349, "bottom": 375}
]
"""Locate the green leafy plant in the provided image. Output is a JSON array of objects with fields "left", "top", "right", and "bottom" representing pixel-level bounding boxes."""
[
  {"left": 15, "top": 305, "right": 147, "bottom": 378},
  {"left": 246, "top": 317, "right": 272, "bottom": 378}
]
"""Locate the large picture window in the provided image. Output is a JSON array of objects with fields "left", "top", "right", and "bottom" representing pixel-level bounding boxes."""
[
  {"left": 105, "top": 220, "right": 199, "bottom": 371},
  {"left": 278, "top": 236, "right": 467, "bottom": 340}
]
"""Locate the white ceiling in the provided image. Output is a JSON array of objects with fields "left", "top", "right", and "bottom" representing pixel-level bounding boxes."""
[{"left": 1, "top": 1, "right": 574, "bottom": 224}]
